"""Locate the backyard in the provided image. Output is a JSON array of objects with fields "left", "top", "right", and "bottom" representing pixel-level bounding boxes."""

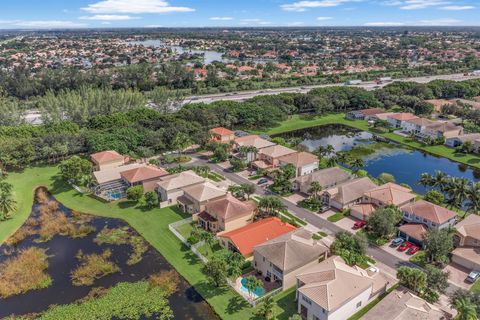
[{"left": 0, "top": 165, "right": 297, "bottom": 319}]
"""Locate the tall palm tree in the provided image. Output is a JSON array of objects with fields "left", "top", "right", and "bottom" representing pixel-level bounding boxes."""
[
  {"left": 257, "top": 196, "right": 286, "bottom": 218},
  {"left": 0, "top": 192, "right": 17, "bottom": 221},
  {"left": 349, "top": 158, "right": 364, "bottom": 173},
  {"left": 432, "top": 171, "right": 449, "bottom": 192},
  {"left": 446, "top": 177, "right": 471, "bottom": 210},
  {"left": 454, "top": 298, "right": 478, "bottom": 320},
  {"left": 418, "top": 172, "right": 434, "bottom": 188},
  {"left": 467, "top": 182, "right": 480, "bottom": 216},
  {"left": 308, "top": 181, "right": 322, "bottom": 200},
  {"left": 326, "top": 155, "right": 339, "bottom": 168}
]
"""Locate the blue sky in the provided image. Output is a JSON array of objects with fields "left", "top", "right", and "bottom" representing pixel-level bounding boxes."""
[{"left": 0, "top": 0, "right": 479, "bottom": 29}]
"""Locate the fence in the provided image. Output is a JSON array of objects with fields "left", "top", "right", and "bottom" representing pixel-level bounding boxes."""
[{"left": 168, "top": 217, "right": 208, "bottom": 264}]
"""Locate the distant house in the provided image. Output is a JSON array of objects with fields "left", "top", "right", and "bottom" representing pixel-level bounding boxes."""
[
  {"left": 401, "top": 117, "right": 435, "bottom": 135},
  {"left": 452, "top": 214, "right": 480, "bottom": 271},
  {"left": 179, "top": 182, "right": 227, "bottom": 214},
  {"left": 254, "top": 145, "right": 297, "bottom": 170},
  {"left": 294, "top": 167, "right": 353, "bottom": 195},
  {"left": 362, "top": 183, "right": 415, "bottom": 208},
  {"left": 346, "top": 108, "right": 385, "bottom": 120},
  {"left": 197, "top": 195, "right": 256, "bottom": 233},
  {"left": 422, "top": 121, "right": 463, "bottom": 140},
  {"left": 445, "top": 133, "right": 480, "bottom": 148},
  {"left": 120, "top": 165, "right": 168, "bottom": 188},
  {"left": 295, "top": 256, "right": 392, "bottom": 320},
  {"left": 387, "top": 113, "right": 419, "bottom": 129},
  {"left": 234, "top": 135, "right": 276, "bottom": 162},
  {"left": 90, "top": 150, "right": 127, "bottom": 171},
  {"left": 278, "top": 151, "right": 319, "bottom": 178},
  {"left": 209, "top": 127, "right": 235, "bottom": 144},
  {"left": 350, "top": 203, "right": 377, "bottom": 221},
  {"left": 155, "top": 170, "right": 206, "bottom": 208},
  {"left": 217, "top": 217, "right": 296, "bottom": 259},
  {"left": 253, "top": 228, "right": 329, "bottom": 290},
  {"left": 322, "top": 177, "right": 377, "bottom": 210},
  {"left": 362, "top": 286, "right": 449, "bottom": 320}
]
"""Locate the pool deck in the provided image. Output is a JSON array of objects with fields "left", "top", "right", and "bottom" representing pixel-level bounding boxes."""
[{"left": 234, "top": 270, "right": 281, "bottom": 301}]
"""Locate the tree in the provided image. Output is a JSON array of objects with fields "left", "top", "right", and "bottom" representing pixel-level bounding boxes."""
[
  {"left": 467, "top": 183, "right": 480, "bottom": 215},
  {"left": 308, "top": 181, "right": 322, "bottom": 200},
  {"left": 244, "top": 275, "right": 263, "bottom": 299},
  {"left": 255, "top": 296, "right": 276, "bottom": 319},
  {"left": 331, "top": 231, "right": 368, "bottom": 266},
  {"left": 143, "top": 191, "right": 159, "bottom": 208},
  {"left": 0, "top": 181, "right": 16, "bottom": 221},
  {"left": 172, "top": 132, "right": 192, "bottom": 155},
  {"left": 446, "top": 177, "right": 471, "bottom": 209},
  {"left": 454, "top": 298, "right": 478, "bottom": 320},
  {"left": 378, "top": 172, "right": 396, "bottom": 184},
  {"left": 58, "top": 156, "right": 93, "bottom": 186},
  {"left": 257, "top": 196, "right": 286, "bottom": 218},
  {"left": 418, "top": 172, "right": 434, "bottom": 188},
  {"left": 397, "top": 266, "right": 427, "bottom": 294},
  {"left": 240, "top": 183, "right": 256, "bottom": 200},
  {"left": 425, "top": 264, "right": 449, "bottom": 294},
  {"left": 423, "top": 229, "right": 454, "bottom": 265},
  {"left": 126, "top": 185, "right": 144, "bottom": 202},
  {"left": 204, "top": 256, "right": 228, "bottom": 287},
  {"left": 212, "top": 146, "right": 228, "bottom": 163},
  {"left": 199, "top": 231, "right": 216, "bottom": 254},
  {"left": 349, "top": 158, "right": 364, "bottom": 172},
  {"left": 450, "top": 290, "right": 480, "bottom": 318},
  {"left": 367, "top": 206, "right": 402, "bottom": 239},
  {"left": 424, "top": 190, "right": 445, "bottom": 206},
  {"left": 229, "top": 158, "right": 247, "bottom": 172}
]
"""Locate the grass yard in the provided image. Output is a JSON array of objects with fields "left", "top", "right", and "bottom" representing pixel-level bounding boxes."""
[
  {"left": 327, "top": 212, "right": 347, "bottom": 223},
  {"left": 409, "top": 251, "right": 428, "bottom": 268},
  {"left": 258, "top": 113, "right": 480, "bottom": 169},
  {"left": 0, "top": 165, "right": 298, "bottom": 319},
  {"left": 471, "top": 279, "right": 480, "bottom": 293},
  {"left": 176, "top": 221, "right": 195, "bottom": 240}
]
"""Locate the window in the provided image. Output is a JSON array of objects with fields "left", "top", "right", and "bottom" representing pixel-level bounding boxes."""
[{"left": 356, "top": 301, "right": 362, "bottom": 308}]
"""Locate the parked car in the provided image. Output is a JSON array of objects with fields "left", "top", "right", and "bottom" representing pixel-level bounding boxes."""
[
  {"left": 408, "top": 246, "right": 420, "bottom": 255},
  {"left": 391, "top": 237, "right": 404, "bottom": 247},
  {"left": 257, "top": 178, "right": 269, "bottom": 185},
  {"left": 466, "top": 271, "right": 480, "bottom": 283},
  {"left": 398, "top": 241, "right": 413, "bottom": 251},
  {"left": 319, "top": 205, "right": 330, "bottom": 213},
  {"left": 353, "top": 220, "right": 367, "bottom": 230}
]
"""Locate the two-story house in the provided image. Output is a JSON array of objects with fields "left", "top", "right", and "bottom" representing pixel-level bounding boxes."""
[
  {"left": 233, "top": 135, "right": 276, "bottom": 162},
  {"left": 387, "top": 113, "right": 419, "bottom": 129},
  {"left": 322, "top": 177, "right": 377, "bottom": 210},
  {"left": 178, "top": 182, "right": 227, "bottom": 214},
  {"left": 294, "top": 167, "right": 353, "bottom": 195},
  {"left": 451, "top": 214, "right": 480, "bottom": 271},
  {"left": 253, "top": 228, "right": 328, "bottom": 290},
  {"left": 90, "top": 150, "right": 127, "bottom": 171},
  {"left": 155, "top": 170, "right": 205, "bottom": 207},
  {"left": 254, "top": 144, "right": 297, "bottom": 170},
  {"left": 399, "top": 200, "right": 457, "bottom": 245},
  {"left": 278, "top": 151, "right": 319, "bottom": 178},
  {"left": 296, "top": 256, "right": 392, "bottom": 320},
  {"left": 209, "top": 127, "right": 235, "bottom": 144}
]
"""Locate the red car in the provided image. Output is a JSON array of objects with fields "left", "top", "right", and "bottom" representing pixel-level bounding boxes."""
[
  {"left": 398, "top": 241, "right": 413, "bottom": 251},
  {"left": 408, "top": 246, "right": 420, "bottom": 255},
  {"left": 353, "top": 220, "right": 367, "bottom": 230}
]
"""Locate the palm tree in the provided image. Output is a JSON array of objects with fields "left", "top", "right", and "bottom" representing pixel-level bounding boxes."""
[
  {"left": 257, "top": 196, "right": 286, "bottom": 218},
  {"left": 256, "top": 296, "right": 276, "bottom": 319},
  {"left": 349, "top": 158, "right": 364, "bottom": 172},
  {"left": 432, "top": 171, "right": 449, "bottom": 192},
  {"left": 418, "top": 172, "right": 434, "bottom": 188},
  {"left": 0, "top": 181, "right": 16, "bottom": 221},
  {"left": 467, "top": 182, "right": 480, "bottom": 216},
  {"left": 244, "top": 275, "right": 263, "bottom": 299},
  {"left": 446, "top": 177, "right": 471, "bottom": 209},
  {"left": 326, "top": 155, "right": 339, "bottom": 168},
  {"left": 308, "top": 181, "right": 322, "bottom": 200},
  {"left": 240, "top": 183, "right": 256, "bottom": 200},
  {"left": 453, "top": 298, "right": 478, "bottom": 320}
]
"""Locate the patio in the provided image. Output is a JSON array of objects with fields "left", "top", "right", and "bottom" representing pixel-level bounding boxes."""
[{"left": 233, "top": 270, "right": 282, "bottom": 301}]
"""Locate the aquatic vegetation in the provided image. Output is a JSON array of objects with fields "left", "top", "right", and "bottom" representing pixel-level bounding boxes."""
[
  {"left": 148, "top": 270, "right": 180, "bottom": 297},
  {"left": 36, "top": 281, "right": 173, "bottom": 320},
  {"left": 0, "top": 247, "right": 52, "bottom": 298},
  {"left": 94, "top": 227, "right": 148, "bottom": 265},
  {"left": 70, "top": 249, "right": 120, "bottom": 286}
]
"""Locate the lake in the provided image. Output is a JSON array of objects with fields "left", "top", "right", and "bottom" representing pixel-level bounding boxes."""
[
  {"left": 277, "top": 124, "right": 480, "bottom": 194},
  {"left": 0, "top": 189, "right": 217, "bottom": 320}
]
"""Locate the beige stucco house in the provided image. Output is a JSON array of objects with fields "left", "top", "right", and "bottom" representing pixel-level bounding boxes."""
[
  {"left": 296, "top": 256, "right": 392, "bottom": 320},
  {"left": 233, "top": 135, "right": 276, "bottom": 162},
  {"left": 278, "top": 151, "right": 319, "bottom": 178},
  {"left": 90, "top": 150, "right": 127, "bottom": 171},
  {"left": 254, "top": 144, "right": 297, "bottom": 170},
  {"left": 452, "top": 214, "right": 480, "bottom": 271},
  {"left": 155, "top": 170, "right": 205, "bottom": 208},
  {"left": 197, "top": 195, "right": 256, "bottom": 233},
  {"left": 178, "top": 182, "right": 227, "bottom": 214},
  {"left": 322, "top": 177, "right": 377, "bottom": 210},
  {"left": 253, "top": 228, "right": 329, "bottom": 290},
  {"left": 294, "top": 167, "right": 353, "bottom": 195},
  {"left": 209, "top": 127, "right": 235, "bottom": 144},
  {"left": 362, "top": 183, "right": 415, "bottom": 208}
]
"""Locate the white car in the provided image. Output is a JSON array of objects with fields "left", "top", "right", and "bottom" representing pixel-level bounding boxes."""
[{"left": 467, "top": 271, "right": 480, "bottom": 283}]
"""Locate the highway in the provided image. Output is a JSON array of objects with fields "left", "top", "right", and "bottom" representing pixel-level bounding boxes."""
[{"left": 183, "top": 73, "right": 480, "bottom": 105}]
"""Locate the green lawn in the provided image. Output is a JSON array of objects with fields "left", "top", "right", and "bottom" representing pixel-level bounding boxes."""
[
  {"left": 471, "top": 279, "right": 480, "bottom": 293},
  {"left": 0, "top": 166, "right": 297, "bottom": 320},
  {"left": 176, "top": 221, "right": 194, "bottom": 240},
  {"left": 258, "top": 113, "right": 480, "bottom": 169},
  {"left": 327, "top": 212, "right": 347, "bottom": 223}
]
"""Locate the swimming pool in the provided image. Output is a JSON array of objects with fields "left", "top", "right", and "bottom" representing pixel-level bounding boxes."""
[
  {"left": 239, "top": 277, "right": 265, "bottom": 299},
  {"left": 106, "top": 192, "right": 122, "bottom": 201}
]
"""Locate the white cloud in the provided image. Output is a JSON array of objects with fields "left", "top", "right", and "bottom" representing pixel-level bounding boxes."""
[
  {"left": 385, "top": 0, "right": 451, "bottom": 10},
  {"left": 79, "top": 15, "right": 140, "bottom": 20},
  {"left": 281, "top": 0, "right": 358, "bottom": 12},
  {"left": 209, "top": 17, "right": 234, "bottom": 21},
  {"left": 317, "top": 16, "right": 333, "bottom": 20},
  {"left": 240, "top": 19, "right": 272, "bottom": 26},
  {"left": 82, "top": 0, "right": 194, "bottom": 14},
  {"left": 418, "top": 18, "right": 462, "bottom": 25},
  {"left": 144, "top": 24, "right": 163, "bottom": 27},
  {"left": 287, "top": 21, "right": 306, "bottom": 26},
  {"left": 0, "top": 20, "right": 87, "bottom": 29},
  {"left": 440, "top": 5, "right": 475, "bottom": 10},
  {"left": 364, "top": 21, "right": 405, "bottom": 26}
]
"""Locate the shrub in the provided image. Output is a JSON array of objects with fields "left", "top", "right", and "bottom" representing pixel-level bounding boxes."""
[
  {"left": 126, "top": 185, "right": 144, "bottom": 202},
  {"left": 0, "top": 247, "right": 52, "bottom": 298},
  {"left": 71, "top": 249, "right": 120, "bottom": 286},
  {"left": 149, "top": 270, "right": 180, "bottom": 297}
]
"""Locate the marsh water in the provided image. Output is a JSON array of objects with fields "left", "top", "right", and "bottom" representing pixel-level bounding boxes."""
[
  {"left": 277, "top": 124, "right": 480, "bottom": 194},
  {"left": 0, "top": 191, "right": 218, "bottom": 319}
]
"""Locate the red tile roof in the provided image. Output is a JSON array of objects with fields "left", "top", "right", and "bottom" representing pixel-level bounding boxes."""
[
  {"left": 389, "top": 113, "right": 419, "bottom": 121},
  {"left": 401, "top": 200, "right": 457, "bottom": 224},
  {"left": 218, "top": 217, "right": 296, "bottom": 256},
  {"left": 90, "top": 150, "right": 124, "bottom": 164},
  {"left": 120, "top": 165, "right": 168, "bottom": 184},
  {"left": 210, "top": 127, "right": 234, "bottom": 136}
]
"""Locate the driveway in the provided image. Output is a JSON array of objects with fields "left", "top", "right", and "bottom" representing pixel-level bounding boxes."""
[
  {"left": 335, "top": 216, "right": 360, "bottom": 234},
  {"left": 283, "top": 192, "right": 307, "bottom": 205},
  {"left": 444, "top": 263, "right": 473, "bottom": 290},
  {"left": 380, "top": 242, "right": 413, "bottom": 262}
]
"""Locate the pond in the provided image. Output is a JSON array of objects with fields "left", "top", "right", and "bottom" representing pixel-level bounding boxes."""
[
  {"left": 0, "top": 188, "right": 218, "bottom": 320},
  {"left": 276, "top": 124, "right": 480, "bottom": 194}
]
